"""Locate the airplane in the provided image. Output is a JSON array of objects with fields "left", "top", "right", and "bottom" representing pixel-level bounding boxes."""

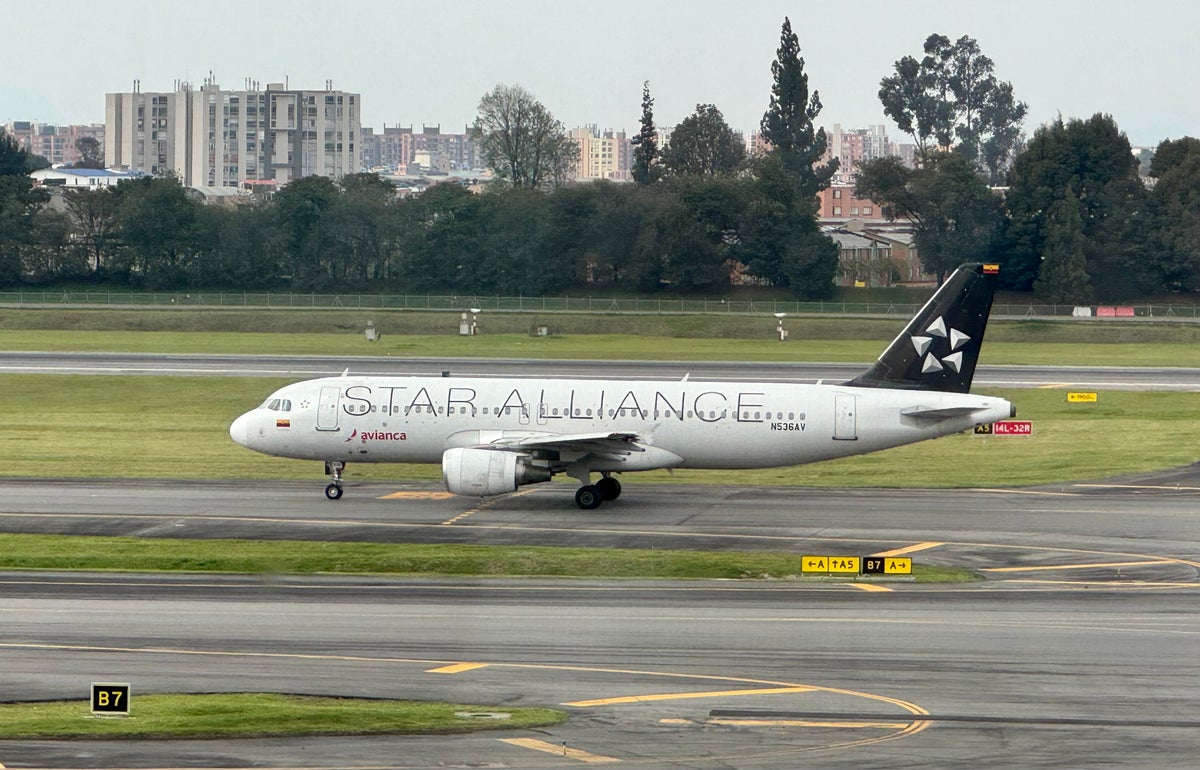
[{"left": 229, "top": 262, "right": 1015, "bottom": 508}]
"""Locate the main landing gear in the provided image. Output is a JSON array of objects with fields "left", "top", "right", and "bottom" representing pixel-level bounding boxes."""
[
  {"left": 324, "top": 460, "right": 345, "bottom": 501},
  {"left": 574, "top": 474, "right": 621, "bottom": 510}
]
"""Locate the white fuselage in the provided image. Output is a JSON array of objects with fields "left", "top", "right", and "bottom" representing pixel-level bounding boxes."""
[{"left": 229, "top": 375, "right": 1013, "bottom": 471}]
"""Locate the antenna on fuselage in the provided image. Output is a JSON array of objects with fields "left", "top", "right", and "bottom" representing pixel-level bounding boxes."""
[
  {"left": 341, "top": 368, "right": 349, "bottom": 377},
  {"left": 681, "top": 373, "right": 690, "bottom": 382}
]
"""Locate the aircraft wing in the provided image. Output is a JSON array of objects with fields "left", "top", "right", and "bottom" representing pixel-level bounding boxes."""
[{"left": 489, "top": 431, "right": 646, "bottom": 457}]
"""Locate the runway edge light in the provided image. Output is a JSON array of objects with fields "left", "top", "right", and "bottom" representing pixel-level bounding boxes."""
[{"left": 91, "top": 682, "right": 131, "bottom": 715}]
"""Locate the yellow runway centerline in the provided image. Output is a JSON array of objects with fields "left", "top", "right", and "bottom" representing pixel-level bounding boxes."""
[{"left": 501, "top": 737, "right": 621, "bottom": 763}]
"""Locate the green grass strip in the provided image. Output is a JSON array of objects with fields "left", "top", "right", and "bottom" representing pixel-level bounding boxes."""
[
  {"left": 0, "top": 534, "right": 974, "bottom": 582},
  {"left": 0, "top": 693, "right": 566, "bottom": 739}
]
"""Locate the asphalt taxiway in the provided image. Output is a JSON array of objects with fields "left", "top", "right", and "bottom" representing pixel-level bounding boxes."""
[{"left": 1, "top": 477, "right": 1198, "bottom": 768}]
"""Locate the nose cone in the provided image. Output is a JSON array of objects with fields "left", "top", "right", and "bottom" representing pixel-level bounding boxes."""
[{"left": 229, "top": 413, "right": 250, "bottom": 447}]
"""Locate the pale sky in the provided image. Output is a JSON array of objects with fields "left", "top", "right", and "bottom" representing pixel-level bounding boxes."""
[{"left": 4, "top": 0, "right": 1196, "bottom": 148}]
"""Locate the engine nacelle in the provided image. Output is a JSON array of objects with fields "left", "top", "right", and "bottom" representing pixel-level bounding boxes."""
[{"left": 442, "top": 447, "right": 552, "bottom": 497}]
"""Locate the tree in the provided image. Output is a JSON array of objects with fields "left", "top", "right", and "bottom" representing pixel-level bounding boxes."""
[
  {"left": 327, "top": 173, "right": 402, "bottom": 283},
  {"left": 1149, "top": 137, "right": 1200, "bottom": 179},
  {"left": 271, "top": 175, "right": 340, "bottom": 288},
  {"left": 110, "top": 175, "right": 202, "bottom": 289},
  {"left": 856, "top": 152, "right": 1003, "bottom": 283},
  {"left": 630, "top": 81, "right": 660, "bottom": 186},
  {"left": 1033, "top": 190, "right": 1092, "bottom": 303},
  {"left": 1148, "top": 137, "right": 1200, "bottom": 291},
  {"left": 879, "top": 34, "right": 1026, "bottom": 180},
  {"left": 739, "top": 152, "right": 838, "bottom": 298},
  {"left": 63, "top": 188, "right": 120, "bottom": 277},
  {"left": 1004, "top": 114, "right": 1150, "bottom": 296},
  {"left": 760, "top": 17, "right": 837, "bottom": 197},
  {"left": 661, "top": 104, "right": 744, "bottom": 177},
  {"left": 73, "top": 137, "right": 104, "bottom": 169},
  {"left": 473, "top": 84, "right": 578, "bottom": 189},
  {"left": 0, "top": 128, "right": 49, "bottom": 176}
]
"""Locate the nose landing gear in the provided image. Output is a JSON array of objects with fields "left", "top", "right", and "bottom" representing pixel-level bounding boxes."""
[{"left": 324, "top": 460, "right": 345, "bottom": 500}]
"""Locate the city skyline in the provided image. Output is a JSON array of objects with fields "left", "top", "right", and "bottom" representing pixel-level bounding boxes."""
[{"left": 3, "top": 0, "right": 1197, "bottom": 148}]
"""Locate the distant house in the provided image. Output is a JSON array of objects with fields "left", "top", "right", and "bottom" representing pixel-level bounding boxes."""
[
  {"left": 825, "top": 221, "right": 931, "bottom": 287},
  {"left": 30, "top": 167, "right": 142, "bottom": 190}
]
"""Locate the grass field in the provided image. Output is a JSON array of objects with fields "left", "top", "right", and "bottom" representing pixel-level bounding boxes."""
[
  {"left": 0, "top": 533, "right": 973, "bottom": 581},
  {"left": 0, "top": 693, "right": 566, "bottom": 739}
]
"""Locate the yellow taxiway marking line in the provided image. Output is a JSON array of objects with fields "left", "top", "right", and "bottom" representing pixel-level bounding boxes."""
[
  {"left": 1001, "top": 579, "right": 1200, "bottom": 588},
  {"left": 872, "top": 541, "right": 943, "bottom": 557},
  {"left": 500, "top": 737, "right": 620, "bottom": 763},
  {"left": 427, "top": 662, "right": 490, "bottom": 674},
  {"left": 378, "top": 490, "right": 454, "bottom": 500},
  {"left": 565, "top": 686, "right": 815, "bottom": 708},
  {"left": 971, "top": 487, "right": 1083, "bottom": 497},
  {"left": 848, "top": 583, "right": 894, "bottom": 593},
  {"left": 441, "top": 488, "right": 534, "bottom": 525},
  {"left": 1073, "top": 483, "right": 1200, "bottom": 492},
  {"left": 660, "top": 717, "right": 911, "bottom": 729},
  {"left": 982, "top": 559, "right": 1177, "bottom": 573}
]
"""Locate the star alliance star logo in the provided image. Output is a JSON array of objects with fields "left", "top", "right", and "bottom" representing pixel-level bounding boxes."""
[{"left": 911, "top": 316, "right": 970, "bottom": 374}]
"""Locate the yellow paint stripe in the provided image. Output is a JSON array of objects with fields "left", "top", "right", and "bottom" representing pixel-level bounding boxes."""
[
  {"left": 565, "top": 686, "right": 814, "bottom": 708},
  {"left": 379, "top": 491, "right": 454, "bottom": 500},
  {"left": 848, "top": 582, "right": 894, "bottom": 593},
  {"left": 872, "top": 542, "right": 943, "bottom": 557},
  {"left": 708, "top": 718, "right": 911, "bottom": 729},
  {"left": 427, "top": 662, "right": 490, "bottom": 674},
  {"left": 500, "top": 737, "right": 620, "bottom": 763},
  {"left": 982, "top": 560, "right": 1176, "bottom": 573},
  {"left": 1074, "top": 483, "right": 1200, "bottom": 492}
]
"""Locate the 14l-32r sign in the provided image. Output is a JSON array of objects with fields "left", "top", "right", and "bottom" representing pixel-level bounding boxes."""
[{"left": 975, "top": 420, "right": 1033, "bottom": 436}]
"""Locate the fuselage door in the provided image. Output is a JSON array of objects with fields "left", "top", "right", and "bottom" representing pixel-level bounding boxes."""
[
  {"left": 316, "top": 386, "right": 341, "bottom": 432},
  {"left": 834, "top": 394, "right": 857, "bottom": 441}
]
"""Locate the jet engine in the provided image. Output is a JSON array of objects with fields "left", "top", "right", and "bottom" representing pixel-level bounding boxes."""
[{"left": 442, "top": 447, "right": 552, "bottom": 497}]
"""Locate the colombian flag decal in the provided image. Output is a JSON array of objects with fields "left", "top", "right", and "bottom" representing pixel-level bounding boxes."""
[{"left": 276, "top": 419, "right": 291, "bottom": 429}]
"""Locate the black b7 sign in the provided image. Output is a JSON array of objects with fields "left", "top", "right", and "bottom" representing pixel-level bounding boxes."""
[{"left": 91, "top": 683, "right": 130, "bottom": 714}]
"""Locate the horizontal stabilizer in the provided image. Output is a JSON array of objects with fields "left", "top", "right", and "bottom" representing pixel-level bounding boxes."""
[{"left": 900, "top": 405, "right": 988, "bottom": 420}]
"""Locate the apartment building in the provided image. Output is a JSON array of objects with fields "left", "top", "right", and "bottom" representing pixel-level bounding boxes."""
[
  {"left": 5, "top": 122, "right": 104, "bottom": 166},
  {"left": 105, "top": 79, "right": 360, "bottom": 188},
  {"left": 570, "top": 125, "right": 630, "bottom": 181}
]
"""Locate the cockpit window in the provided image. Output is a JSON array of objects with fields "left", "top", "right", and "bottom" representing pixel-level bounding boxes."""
[{"left": 262, "top": 398, "right": 293, "bottom": 412}]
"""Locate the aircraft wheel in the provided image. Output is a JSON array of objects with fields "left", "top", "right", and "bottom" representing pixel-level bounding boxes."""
[
  {"left": 325, "top": 484, "right": 344, "bottom": 501},
  {"left": 596, "top": 476, "right": 621, "bottom": 501},
  {"left": 574, "top": 485, "right": 603, "bottom": 510}
]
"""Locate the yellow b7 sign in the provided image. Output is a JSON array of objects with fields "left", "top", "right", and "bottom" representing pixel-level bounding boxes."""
[{"left": 91, "top": 683, "right": 130, "bottom": 715}]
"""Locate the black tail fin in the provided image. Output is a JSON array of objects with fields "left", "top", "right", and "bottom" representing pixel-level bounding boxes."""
[{"left": 845, "top": 263, "right": 998, "bottom": 393}]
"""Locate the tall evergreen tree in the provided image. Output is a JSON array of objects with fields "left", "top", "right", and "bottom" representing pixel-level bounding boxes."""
[
  {"left": 760, "top": 17, "right": 837, "bottom": 196},
  {"left": 630, "top": 81, "right": 659, "bottom": 186}
]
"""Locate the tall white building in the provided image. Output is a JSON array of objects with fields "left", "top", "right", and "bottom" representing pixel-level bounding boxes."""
[{"left": 105, "top": 79, "right": 360, "bottom": 188}]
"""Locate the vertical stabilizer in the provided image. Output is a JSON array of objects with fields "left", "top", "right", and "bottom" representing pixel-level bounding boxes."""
[{"left": 845, "top": 263, "right": 998, "bottom": 393}]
